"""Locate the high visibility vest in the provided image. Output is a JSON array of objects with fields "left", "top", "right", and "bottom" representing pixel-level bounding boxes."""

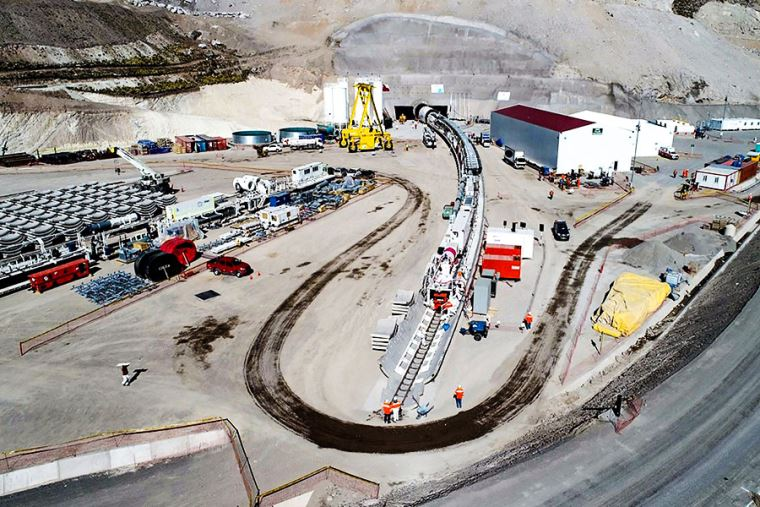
[
  {"left": 525, "top": 314, "right": 533, "bottom": 324},
  {"left": 391, "top": 402, "right": 401, "bottom": 411},
  {"left": 455, "top": 388, "right": 464, "bottom": 399},
  {"left": 382, "top": 403, "right": 392, "bottom": 415}
]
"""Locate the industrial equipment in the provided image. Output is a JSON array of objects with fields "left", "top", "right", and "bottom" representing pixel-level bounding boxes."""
[
  {"left": 114, "top": 148, "right": 172, "bottom": 193},
  {"left": 134, "top": 237, "right": 198, "bottom": 282},
  {"left": 468, "top": 277, "right": 492, "bottom": 340},
  {"left": 423, "top": 128, "right": 437, "bottom": 149},
  {"left": 339, "top": 83, "right": 393, "bottom": 153},
  {"left": 660, "top": 267, "right": 686, "bottom": 301},
  {"left": 28, "top": 258, "right": 90, "bottom": 293}
]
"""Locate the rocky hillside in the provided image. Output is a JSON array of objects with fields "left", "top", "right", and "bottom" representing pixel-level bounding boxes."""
[{"left": 0, "top": 0, "right": 248, "bottom": 96}]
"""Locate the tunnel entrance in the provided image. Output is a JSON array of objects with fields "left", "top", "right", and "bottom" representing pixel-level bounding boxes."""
[{"left": 394, "top": 105, "right": 448, "bottom": 119}]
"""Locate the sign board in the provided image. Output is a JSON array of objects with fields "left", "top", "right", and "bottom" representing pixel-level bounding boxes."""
[
  {"left": 496, "top": 91, "right": 511, "bottom": 101},
  {"left": 431, "top": 84, "right": 445, "bottom": 94},
  {"left": 165, "top": 194, "right": 219, "bottom": 222},
  {"left": 592, "top": 127, "right": 604, "bottom": 135}
]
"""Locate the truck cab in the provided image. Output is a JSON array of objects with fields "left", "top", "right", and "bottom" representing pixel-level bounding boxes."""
[
  {"left": 504, "top": 146, "right": 526, "bottom": 168},
  {"left": 479, "top": 132, "right": 491, "bottom": 148}
]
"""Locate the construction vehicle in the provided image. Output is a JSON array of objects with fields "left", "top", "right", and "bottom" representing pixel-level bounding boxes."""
[
  {"left": 114, "top": 147, "right": 172, "bottom": 193},
  {"left": 423, "top": 127, "right": 437, "bottom": 149},
  {"left": 468, "top": 277, "right": 491, "bottom": 341},
  {"left": 339, "top": 83, "right": 393, "bottom": 153},
  {"left": 504, "top": 146, "right": 526, "bottom": 168},
  {"left": 479, "top": 132, "right": 491, "bottom": 148}
]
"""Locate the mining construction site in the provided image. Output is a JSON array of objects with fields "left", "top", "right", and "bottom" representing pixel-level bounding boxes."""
[{"left": 1, "top": 1, "right": 760, "bottom": 506}]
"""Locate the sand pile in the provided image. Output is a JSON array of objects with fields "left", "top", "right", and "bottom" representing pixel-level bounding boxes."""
[
  {"left": 622, "top": 240, "right": 684, "bottom": 271},
  {"left": 665, "top": 225, "right": 727, "bottom": 258}
]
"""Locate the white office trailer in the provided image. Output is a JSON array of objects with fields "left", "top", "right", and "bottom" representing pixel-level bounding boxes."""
[
  {"left": 695, "top": 166, "right": 740, "bottom": 191},
  {"left": 323, "top": 79, "right": 349, "bottom": 125},
  {"left": 571, "top": 111, "right": 675, "bottom": 157},
  {"left": 490, "top": 105, "right": 633, "bottom": 176},
  {"left": 706, "top": 118, "right": 760, "bottom": 131}
]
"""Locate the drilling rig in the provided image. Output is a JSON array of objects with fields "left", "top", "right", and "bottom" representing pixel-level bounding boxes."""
[{"left": 339, "top": 82, "right": 393, "bottom": 153}]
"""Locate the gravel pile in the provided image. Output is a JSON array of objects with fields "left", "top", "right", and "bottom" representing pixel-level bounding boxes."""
[
  {"left": 665, "top": 225, "right": 726, "bottom": 257},
  {"left": 622, "top": 240, "right": 684, "bottom": 271}
]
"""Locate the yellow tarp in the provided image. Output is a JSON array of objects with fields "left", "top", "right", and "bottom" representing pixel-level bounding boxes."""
[{"left": 592, "top": 272, "right": 671, "bottom": 338}]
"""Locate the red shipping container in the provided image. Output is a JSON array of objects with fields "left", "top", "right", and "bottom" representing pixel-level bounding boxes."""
[
  {"left": 29, "top": 258, "right": 90, "bottom": 293},
  {"left": 482, "top": 244, "right": 521, "bottom": 280}
]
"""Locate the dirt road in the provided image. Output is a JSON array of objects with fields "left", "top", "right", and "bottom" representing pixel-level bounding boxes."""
[{"left": 244, "top": 175, "right": 651, "bottom": 452}]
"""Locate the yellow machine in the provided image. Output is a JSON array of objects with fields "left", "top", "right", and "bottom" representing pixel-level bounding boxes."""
[{"left": 339, "top": 83, "right": 393, "bottom": 152}]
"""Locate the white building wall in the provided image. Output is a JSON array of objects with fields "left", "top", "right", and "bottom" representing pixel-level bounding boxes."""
[
  {"left": 571, "top": 111, "right": 674, "bottom": 157},
  {"left": 323, "top": 79, "right": 349, "bottom": 125},
  {"left": 557, "top": 124, "right": 633, "bottom": 175},
  {"left": 634, "top": 121, "right": 675, "bottom": 157}
]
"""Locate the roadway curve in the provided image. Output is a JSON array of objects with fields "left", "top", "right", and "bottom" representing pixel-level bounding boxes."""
[
  {"left": 421, "top": 228, "right": 760, "bottom": 506},
  {"left": 243, "top": 163, "right": 652, "bottom": 452}
]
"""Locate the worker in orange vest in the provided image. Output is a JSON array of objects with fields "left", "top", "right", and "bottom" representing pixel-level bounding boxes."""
[
  {"left": 382, "top": 400, "right": 392, "bottom": 424},
  {"left": 524, "top": 312, "right": 534, "bottom": 330},
  {"left": 454, "top": 385, "right": 464, "bottom": 409}
]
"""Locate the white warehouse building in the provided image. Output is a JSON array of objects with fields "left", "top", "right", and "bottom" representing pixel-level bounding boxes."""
[
  {"left": 490, "top": 105, "right": 634, "bottom": 175},
  {"left": 570, "top": 111, "right": 675, "bottom": 157}
]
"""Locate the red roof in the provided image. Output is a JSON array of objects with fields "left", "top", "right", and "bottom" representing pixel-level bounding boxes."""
[{"left": 494, "top": 105, "right": 594, "bottom": 132}]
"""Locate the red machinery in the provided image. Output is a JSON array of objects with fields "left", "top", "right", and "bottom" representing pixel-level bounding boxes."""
[
  {"left": 482, "top": 244, "right": 521, "bottom": 280},
  {"left": 135, "top": 238, "right": 198, "bottom": 282},
  {"left": 29, "top": 258, "right": 90, "bottom": 293},
  {"left": 159, "top": 237, "right": 198, "bottom": 266}
]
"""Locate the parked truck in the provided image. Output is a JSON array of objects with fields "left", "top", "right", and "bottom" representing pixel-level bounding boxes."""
[
  {"left": 479, "top": 132, "right": 491, "bottom": 148},
  {"left": 468, "top": 277, "right": 492, "bottom": 340},
  {"left": 504, "top": 146, "right": 526, "bottom": 169}
]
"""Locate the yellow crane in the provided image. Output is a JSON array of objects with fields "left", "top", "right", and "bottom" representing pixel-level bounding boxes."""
[{"left": 339, "top": 82, "right": 393, "bottom": 153}]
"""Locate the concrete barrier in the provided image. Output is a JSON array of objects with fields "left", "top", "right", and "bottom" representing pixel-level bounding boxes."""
[{"left": 0, "top": 418, "right": 249, "bottom": 499}]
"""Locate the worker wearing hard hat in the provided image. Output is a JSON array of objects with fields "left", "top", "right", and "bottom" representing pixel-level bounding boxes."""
[
  {"left": 524, "top": 312, "right": 534, "bottom": 330},
  {"left": 454, "top": 385, "right": 464, "bottom": 409},
  {"left": 382, "top": 400, "right": 392, "bottom": 424}
]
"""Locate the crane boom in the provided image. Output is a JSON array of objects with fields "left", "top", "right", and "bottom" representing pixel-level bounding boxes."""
[
  {"left": 115, "top": 147, "right": 159, "bottom": 179},
  {"left": 114, "top": 147, "right": 171, "bottom": 193}
]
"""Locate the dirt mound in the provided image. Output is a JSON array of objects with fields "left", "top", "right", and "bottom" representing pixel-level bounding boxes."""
[
  {"left": 665, "top": 225, "right": 727, "bottom": 257},
  {"left": 622, "top": 240, "right": 685, "bottom": 271}
]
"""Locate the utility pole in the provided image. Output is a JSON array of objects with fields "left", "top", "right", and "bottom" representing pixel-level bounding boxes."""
[
  {"left": 630, "top": 121, "right": 641, "bottom": 190},
  {"left": 722, "top": 95, "right": 728, "bottom": 127}
]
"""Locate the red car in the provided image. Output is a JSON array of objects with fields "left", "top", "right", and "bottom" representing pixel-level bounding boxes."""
[{"left": 206, "top": 256, "right": 252, "bottom": 278}]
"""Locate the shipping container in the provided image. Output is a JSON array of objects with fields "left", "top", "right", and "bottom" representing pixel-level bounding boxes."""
[{"left": 482, "top": 244, "right": 522, "bottom": 280}]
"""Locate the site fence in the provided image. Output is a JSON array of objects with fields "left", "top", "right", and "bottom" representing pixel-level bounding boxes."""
[{"left": 257, "top": 466, "right": 380, "bottom": 507}]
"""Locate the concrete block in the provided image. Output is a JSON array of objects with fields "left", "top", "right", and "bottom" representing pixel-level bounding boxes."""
[
  {"left": 108, "top": 443, "right": 150, "bottom": 469},
  {"left": 58, "top": 452, "right": 110, "bottom": 481},
  {"left": 150, "top": 435, "right": 190, "bottom": 461},
  {"left": 1, "top": 462, "right": 58, "bottom": 495}
]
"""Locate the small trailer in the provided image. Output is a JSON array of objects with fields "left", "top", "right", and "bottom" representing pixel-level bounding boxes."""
[{"left": 258, "top": 205, "right": 300, "bottom": 231}]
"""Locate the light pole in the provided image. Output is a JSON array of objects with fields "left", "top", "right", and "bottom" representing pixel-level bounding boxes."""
[{"left": 630, "top": 121, "right": 641, "bottom": 190}]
